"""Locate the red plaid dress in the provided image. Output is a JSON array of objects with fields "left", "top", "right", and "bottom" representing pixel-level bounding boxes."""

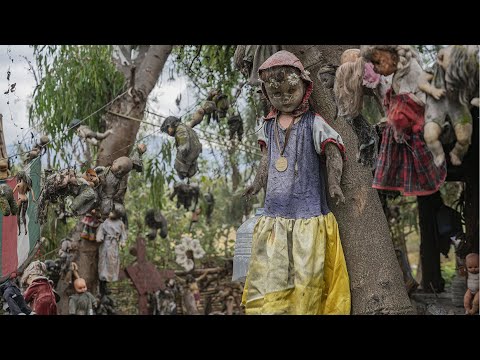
[{"left": 373, "top": 89, "right": 446, "bottom": 196}]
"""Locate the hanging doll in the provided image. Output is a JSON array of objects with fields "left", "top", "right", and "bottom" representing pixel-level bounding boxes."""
[
  {"left": 418, "top": 45, "right": 479, "bottom": 167},
  {"left": 130, "top": 143, "right": 147, "bottom": 172},
  {"left": 21, "top": 260, "right": 57, "bottom": 315},
  {"left": 144, "top": 208, "right": 168, "bottom": 240},
  {"left": 26, "top": 135, "right": 49, "bottom": 163},
  {"left": 227, "top": 114, "right": 244, "bottom": 141},
  {"left": 464, "top": 253, "right": 479, "bottom": 315},
  {"left": 0, "top": 158, "right": 11, "bottom": 180},
  {"left": 80, "top": 209, "right": 101, "bottom": 241},
  {"left": 13, "top": 171, "right": 36, "bottom": 235},
  {"left": 360, "top": 45, "right": 447, "bottom": 196},
  {"left": 153, "top": 277, "right": 179, "bottom": 315},
  {"left": 241, "top": 50, "right": 350, "bottom": 315},
  {"left": 334, "top": 48, "right": 386, "bottom": 169},
  {"left": 0, "top": 272, "right": 33, "bottom": 315},
  {"left": 161, "top": 116, "right": 202, "bottom": 179},
  {"left": 203, "top": 191, "right": 215, "bottom": 225},
  {"left": 95, "top": 156, "right": 135, "bottom": 217},
  {"left": 170, "top": 182, "right": 200, "bottom": 210},
  {"left": 188, "top": 90, "right": 230, "bottom": 128},
  {"left": 69, "top": 119, "right": 114, "bottom": 146},
  {"left": 96, "top": 206, "right": 127, "bottom": 296},
  {"left": 69, "top": 277, "right": 97, "bottom": 315}
]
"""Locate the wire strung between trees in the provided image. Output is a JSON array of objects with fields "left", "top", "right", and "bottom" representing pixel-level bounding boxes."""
[{"left": 10, "top": 89, "right": 130, "bottom": 171}]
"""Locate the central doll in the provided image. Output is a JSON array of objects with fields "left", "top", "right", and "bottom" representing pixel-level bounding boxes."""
[{"left": 242, "top": 51, "right": 351, "bottom": 315}]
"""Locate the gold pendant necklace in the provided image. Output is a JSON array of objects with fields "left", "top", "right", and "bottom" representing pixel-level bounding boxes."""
[{"left": 274, "top": 116, "right": 295, "bottom": 172}]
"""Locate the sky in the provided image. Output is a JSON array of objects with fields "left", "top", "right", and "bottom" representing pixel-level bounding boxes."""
[{"left": 0, "top": 45, "right": 200, "bottom": 165}]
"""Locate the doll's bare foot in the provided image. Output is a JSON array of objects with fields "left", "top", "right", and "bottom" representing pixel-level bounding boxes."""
[
  {"left": 449, "top": 151, "right": 463, "bottom": 166},
  {"left": 433, "top": 153, "right": 446, "bottom": 168}
]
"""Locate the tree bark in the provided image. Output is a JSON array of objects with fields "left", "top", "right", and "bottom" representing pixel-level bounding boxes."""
[
  {"left": 57, "top": 45, "right": 173, "bottom": 314},
  {"left": 283, "top": 45, "right": 414, "bottom": 314}
]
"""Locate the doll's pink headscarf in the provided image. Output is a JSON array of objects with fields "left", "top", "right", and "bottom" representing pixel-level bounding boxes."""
[{"left": 258, "top": 50, "right": 314, "bottom": 120}]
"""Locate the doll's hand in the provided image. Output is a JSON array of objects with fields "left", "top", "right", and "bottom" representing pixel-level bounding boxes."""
[
  {"left": 329, "top": 185, "right": 345, "bottom": 205},
  {"left": 430, "top": 87, "right": 446, "bottom": 100},
  {"left": 242, "top": 184, "right": 260, "bottom": 200}
]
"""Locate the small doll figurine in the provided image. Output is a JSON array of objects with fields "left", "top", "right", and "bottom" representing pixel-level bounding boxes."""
[
  {"left": 96, "top": 207, "right": 127, "bottom": 296},
  {"left": 464, "top": 253, "right": 479, "bottom": 315},
  {"left": 161, "top": 116, "right": 202, "bottom": 179},
  {"left": 13, "top": 170, "right": 36, "bottom": 235},
  {"left": 361, "top": 45, "right": 447, "bottom": 196},
  {"left": 69, "top": 277, "right": 97, "bottom": 315},
  {"left": 80, "top": 209, "right": 101, "bottom": 241},
  {"left": 82, "top": 168, "right": 100, "bottom": 188},
  {"left": 241, "top": 50, "right": 350, "bottom": 315},
  {"left": 0, "top": 272, "right": 34, "bottom": 315},
  {"left": 144, "top": 208, "right": 168, "bottom": 240},
  {"left": 95, "top": 156, "right": 134, "bottom": 216},
  {"left": 418, "top": 45, "right": 479, "bottom": 167},
  {"left": 170, "top": 182, "right": 200, "bottom": 210},
  {"left": 0, "top": 158, "right": 11, "bottom": 180},
  {"left": 130, "top": 143, "right": 147, "bottom": 172},
  {"left": 69, "top": 119, "right": 113, "bottom": 146},
  {"left": 26, "top": 135, "right": 49, "bottom": 163},
  {"left": 334, "top": 48, "right": 386, "bottom": 169},
  {"left": 227, "top": 114, "right": 244, "bottom": 141},
  {"left": 21, "top": 260, "right": 57, "bottom": 315}
]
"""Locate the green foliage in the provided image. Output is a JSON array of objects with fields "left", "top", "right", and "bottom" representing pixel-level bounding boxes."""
[{"left": 30, "top": 45, "right": 125, "bottom": 165}]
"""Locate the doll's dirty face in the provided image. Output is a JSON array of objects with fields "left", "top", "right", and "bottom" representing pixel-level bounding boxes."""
[
  {"left": 466, "top": 254, "right": 479, "bottom": 274},
  {"left": 370, "top": 50, "right": 398, "bottom": 76},
  {"left": 264, "top": 75, "right": 306, "bottom": 114},
  {"left": 111, "top": 157, "right": 132, "bottom": 177},
  {"left": 74, "top": 278, "right": 87, "bottom": 293},
  {"left": 167, "top": 126, "right": 175, "bottom": 136}
]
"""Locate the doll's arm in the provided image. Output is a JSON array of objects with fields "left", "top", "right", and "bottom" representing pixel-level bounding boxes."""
[
  {"left": 325, "top": 143, "right": 345, "bottom": 205},
  {"left": 243, "top": 146, "right": 268, "bottom": 199},
  {"left": 418, "top": 71, "right": 445, "bottom": 100}
]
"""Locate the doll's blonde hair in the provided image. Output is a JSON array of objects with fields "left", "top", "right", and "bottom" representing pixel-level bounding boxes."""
[
  {"left": 445, "top": 45, "right": 479, "bottom": 107},
  {"left": 334, "top": 56, "right": 366, "bottom": 118}
]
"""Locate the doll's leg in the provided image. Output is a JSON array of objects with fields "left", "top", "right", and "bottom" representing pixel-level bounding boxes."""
[
  {"left": 424, "top": 122, "right": 445, "bottom": 168},
  {"left": 468, "top": 292, "right": 479, "bottom": 315},
  {"left": 464, "top": 289, "right": 473, "bottom": 314},
  {"left": 17, "top": 202, "right": 23, "bottom": 235},
  {"left": 22, "top": 199, "right": 28, "bottom": 235},
  {"left": 450, "top": 123, "right": 473, "bottom": 166},
  {"left": 13, "top": 288, "right": 32, "bottom": 315},
  {"left": 4, "top": 289, "right": 23, "bottom": 315}
]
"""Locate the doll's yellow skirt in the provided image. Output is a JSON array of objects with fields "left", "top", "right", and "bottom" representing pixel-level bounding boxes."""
[{"left": 242, "top": 212, "right": 351, "bottom": 315}]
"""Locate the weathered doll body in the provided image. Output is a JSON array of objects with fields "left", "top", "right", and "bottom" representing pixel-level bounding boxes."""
[
  {"left": 69, "top": 278, "right": 97, "bottom": 315},
  {"left": 161, "top": 116, "right": 202, "bottom": 179},
  {"left": 13, "top": 171, "right": 36, "bottom": 235},
  {"left": 464, "top": 253, "right": 479, "bottom": 315},
  {"left": 418, "top": 45, "right": 479, "bottom": 167},
  {"left": 21, "top": 261, "right": 57, "bottom": 315},
  {"left": 361, "top": 45, "right": 446, "bottom": 196},
  {"left": 242, "top": 51, "right": 350, "bottom": 315}
]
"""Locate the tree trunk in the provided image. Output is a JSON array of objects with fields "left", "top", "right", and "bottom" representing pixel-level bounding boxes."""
[
  {"left": 57, "top": 45, "right": 173, "bottom": 314},
  {"left": 283, "top": 45, "right": 414, "bottom": 314}
]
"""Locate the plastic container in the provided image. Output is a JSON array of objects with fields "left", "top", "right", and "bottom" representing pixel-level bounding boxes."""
[{"left": 232, "top": 208, "right": 264, "bottom": 283}]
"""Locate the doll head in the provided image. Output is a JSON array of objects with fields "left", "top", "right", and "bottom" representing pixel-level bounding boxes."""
[
  {"left": 84, "top": 168, "right": 99, "bottom": 186},
  {"left": 258, "top": 50, "right": 313, "bottom": 116},
  {"left": 111, "top": 157, "right": 133, "bottom": 178},
  {"left": 466, "top": 253, "right": 479, "bottom": 274},
  {"left": 137, "top": 143, "right": 147, "bottom": 154},
  {"left": 341, "top": 49, "right": 361, "bottom": 64},
  {"left": 438, "top": 45, "right": 479, "bottom": 106},
  {"left": 16, "top": 170, "right": 32, "bottom": 187},
  {"left": 161, "top": 116, "right": 181, "bottom": 137},
  {"left": 109, "top": 205, "right": 125, "bottom": 220},
  {"left": 73, "top": 278, "right": 88, "bottom": 294},
  {"left": 361, "top": 45, "right": 418, "bottom": 77}
]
